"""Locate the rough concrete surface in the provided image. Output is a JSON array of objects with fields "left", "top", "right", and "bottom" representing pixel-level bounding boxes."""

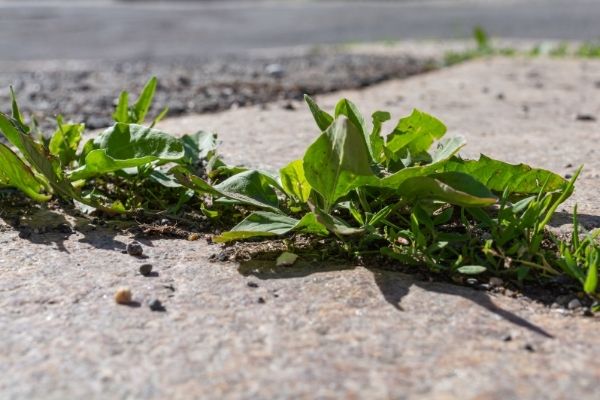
[{"left": 1, "top": 58, "right": 600, "bottom": 399}]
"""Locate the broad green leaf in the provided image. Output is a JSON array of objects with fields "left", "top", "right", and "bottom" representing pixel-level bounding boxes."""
[
  {"left": 214, "top": 210, "right": 330, "bottom": 243},
  {"left": 304, "top": 94, "right": 333, "bottom": 131},
  {"left": 49, "top": 117, "right": 84, "bottom": 166},
  {"left": 279, "top": 159, "right": 311, "bottom": 203},
  {"left": 181, "top": 131, "right": 217, "bottom": 164},
  {"left": 174, "top": 168, "right": 281, "bottom": 212},
  {"left": 371, "top": 111, "right": 391, "bottom": 163},
  {"left": 386, "top": 109, "right": 447, "bottom": 158},
  {"left": 133, "top": 77, "right": 157, "bottom": 123},
  {"left": 113, "top": 91, "right": 129, "bottom": 123},
  {"left": 334, "top": 98, "right": 371, "bottom": 155},
  {"left": 398, "top": 172, "right": 497, "bottom": 207},
  {"left": 441, "top": 155, "right": 568, "bottom": 194},
  {"left": 213, "top": 211, "right": 299, "bottom": 243},
  {"left": 214, "top": 170, "right": 279, "bottom": 210},
  {"left": 303, "top": 116, "right": 377, "bottom": 211},
  {"left": 69, "top": 123, "right": 184, "bottom": 180},
  {"left": 457, "top": 265, "right": 487, "bottom": 275},
  {"left": 0, "top": 143, "right": 50, "bottom": 201}
]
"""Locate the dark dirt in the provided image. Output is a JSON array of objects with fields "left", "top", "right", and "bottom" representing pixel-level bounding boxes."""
[{"left": 0, "top": 51, "right": 432, "bottom": 132}]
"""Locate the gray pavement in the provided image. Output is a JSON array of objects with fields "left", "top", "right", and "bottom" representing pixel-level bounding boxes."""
[
  {"left": 1, "top": 57, "right": 599, "bottom": 400},
  {"left": 1, "top": 0, "right": 600, "bottom": 61}
]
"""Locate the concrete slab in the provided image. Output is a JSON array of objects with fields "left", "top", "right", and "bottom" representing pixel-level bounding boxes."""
[{"left": 1, "top": 57, "right": 599, "bottom": 399}]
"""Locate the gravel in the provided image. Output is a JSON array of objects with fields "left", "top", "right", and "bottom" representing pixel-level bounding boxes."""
[
  {"left": 126, "top": 241, "right": 144, "bottom": 257},
  {"left": 0, "top": 51, "right": 430, "bottom": 132}
]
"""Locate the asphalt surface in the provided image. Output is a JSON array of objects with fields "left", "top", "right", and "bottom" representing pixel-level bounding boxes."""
[{"left": 1, "top": 0, "right": 600, "bottom": 62}]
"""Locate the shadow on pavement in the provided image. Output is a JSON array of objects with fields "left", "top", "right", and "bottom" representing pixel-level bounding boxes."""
[{"left": 239, "top": 259, "right": 554, "bottom": 339}]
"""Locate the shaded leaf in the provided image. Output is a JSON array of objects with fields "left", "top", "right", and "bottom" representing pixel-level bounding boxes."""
[
  {"left": 399, "top": 172, "right": 498, "bottom": 207},
  {"left": 213, "top": 211, "right": 298, "bottom": 243},
  {"left": 0, "top": 143, "right": 50, "bottom": 201}
]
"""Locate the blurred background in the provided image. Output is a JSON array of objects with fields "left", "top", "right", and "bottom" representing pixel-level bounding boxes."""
[{"left": 0, "top": 0, "right": 598, "bottom": 129}]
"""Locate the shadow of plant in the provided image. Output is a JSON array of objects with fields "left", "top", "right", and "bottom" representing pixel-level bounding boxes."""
[{"left": 238, "top": 259, "right": 554, "bottom": 339}]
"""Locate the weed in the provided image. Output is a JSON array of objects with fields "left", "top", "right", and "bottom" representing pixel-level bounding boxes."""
[{"left": 0, "top": 78, "right": 598, "bottom": 300}]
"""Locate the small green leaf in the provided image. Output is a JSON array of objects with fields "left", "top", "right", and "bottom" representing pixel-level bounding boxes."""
[
  {"left": 584, "top": 252, "right": 598, "bottom": 294},
  {"left": 113, "top": 91, "right": 129, "bottom": 123},
  {"left": 304, "top": 94, "right": 333, "bottom": 131},
  {"left": 430, "top": 136, "right": 466, "bottom": 163},
  {"left": 371, "top": 110, "right": 391, "bottom": 163},
  {"left": 133, "top": 76, "right": 157, "bottom": 123},
  {"left": 279, "top": 159, "right": 311, "bottom": 203},
  {"left": 49, "top": 117, "right": 84, "bottom": 166},
  {"left": 457, "top": 265, "right": 487, "bottom": 275},
  {"left": 276, "top": 252, "right": 298, "bottom": 267},
  {"left": 386, "top": 109, "right": 447, "bottom": 159}
]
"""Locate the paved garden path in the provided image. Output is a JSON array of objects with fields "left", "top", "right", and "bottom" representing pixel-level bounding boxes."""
[{"left": 1, "top": 58, "right": 599, "bottom": 399}]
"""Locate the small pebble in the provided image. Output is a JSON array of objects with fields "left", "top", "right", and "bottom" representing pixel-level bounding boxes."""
[
  {"left": 148, "top": 299, "right": 166, "bottom": 312},
  {"left": 114, "top": 287, "right": 132, "bottom": 304},
  {"left": 18, "top": 229, "right": 32, "bottom": 239},
  {"left": 466, "top": 278, "right": 478, "bottom": 286},
  {"left": 257, "top": 297, "right": 266, "bottom": 304},
  {"left": 575, "top": 113, "right": 596, "bottom": 122},
  {"left": 247, "top": 281, "right": 259, "bottom": 288},
  {"left": 139, "top": 263, "right": 153, "bottom": 276},
  {"left": 582, "top": 308, "right": 594, "bottom": 317},
  {"left": 502, "top": 334, "right": 512, "bottom": 342},
  {"left": 126, "top": 241, "right": 143, "bottom": 256},
  {"left": 187, "top": 233, "right": 201, "bottom": 241},
  {"left": 524, "top": 343, "right": 535, "bottom": 352},
  {"left": 567, "top": 298, "right": 582, "bottom": 310}
]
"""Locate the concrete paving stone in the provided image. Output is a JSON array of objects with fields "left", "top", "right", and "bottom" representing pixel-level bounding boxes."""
[{"left": 1, "top": 57, "right": 599, "bottom": 399}]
